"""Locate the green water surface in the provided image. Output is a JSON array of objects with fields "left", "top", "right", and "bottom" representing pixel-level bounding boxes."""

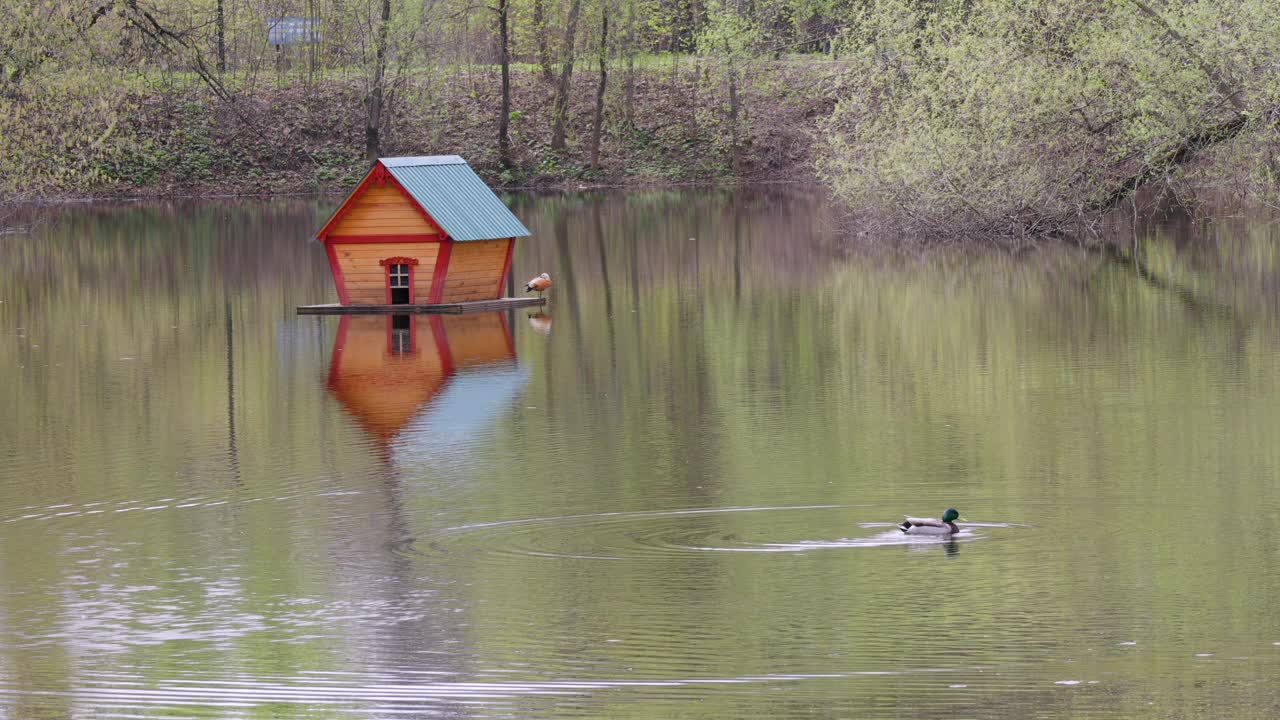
[{"left": 1, "top": 191, "right": 1278, "bottom": 719}]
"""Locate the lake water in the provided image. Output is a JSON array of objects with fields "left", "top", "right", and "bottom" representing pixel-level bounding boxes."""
[{"left": 1, "top": 190, "right": 1279, "bottom": 719}]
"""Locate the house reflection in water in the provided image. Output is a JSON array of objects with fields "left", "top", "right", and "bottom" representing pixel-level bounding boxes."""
[{"left": 327, "top": 312, "right": 526, "bottom": 451}]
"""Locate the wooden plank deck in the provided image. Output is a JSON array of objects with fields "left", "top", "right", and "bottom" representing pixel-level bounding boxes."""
[{"left": 297, "top": 297, "right": 545, "bottom": 315}]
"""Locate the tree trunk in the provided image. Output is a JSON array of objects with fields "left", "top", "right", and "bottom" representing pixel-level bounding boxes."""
[
  {"left": 623, "top": 0, "right": 635, "bottom": 129},
  {"left": 497, "top": 0, "right": 513, "bottom": 169},
  {"left": 727, "top": 59, "right": 739, "bottom": 173},
  {"left": 216, "top": 0, "right": 226, "bottom": 73},
  {"left": 307, "top": 0, "right": 317, "bottom": 82},
  {"left": 722, "top": 21, "right": 741, "bottom": 173},
  {"left": 533, "top": 0, "right": 555, "bottom": 84},
  {"left": 589, "top": 8, "right": 609, "bottom": 170},
  {"left": 366, "top": 0, "right": 393, "bottom": 163},
  {"left": 549, "top": 0, "right": 583, "bottom": 152}
]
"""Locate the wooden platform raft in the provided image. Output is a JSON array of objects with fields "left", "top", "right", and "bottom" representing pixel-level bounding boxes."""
[{"left": 298, "top": 297, "right": 545, "bottom": 315}]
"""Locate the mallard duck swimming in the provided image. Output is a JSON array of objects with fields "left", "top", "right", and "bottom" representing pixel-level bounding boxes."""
[{"left": 899, "top": 508, "right": 961, "bottom": 535}]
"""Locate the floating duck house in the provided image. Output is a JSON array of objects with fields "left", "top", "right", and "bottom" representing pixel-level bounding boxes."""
[{"left": 315, "top": 156, "right": 531, "bottom": 306}]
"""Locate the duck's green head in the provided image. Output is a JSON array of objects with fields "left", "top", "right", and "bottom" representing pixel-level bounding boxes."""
[{"left": 942, "top": 508, "right": 960, "bottom": 523}]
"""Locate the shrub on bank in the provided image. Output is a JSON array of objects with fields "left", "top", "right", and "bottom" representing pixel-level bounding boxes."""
[{"left": 817, "top": 0, "right": 1280, "bottom": 241}]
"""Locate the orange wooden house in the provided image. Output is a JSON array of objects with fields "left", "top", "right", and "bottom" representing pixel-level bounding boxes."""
[{"left": 315, "top": 156, "right": 531, "bottom": 306}]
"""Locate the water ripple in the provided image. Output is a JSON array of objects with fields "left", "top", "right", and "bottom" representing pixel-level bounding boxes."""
[{"left": 414, "top": 506, "right": 1015, "bottom": 561}]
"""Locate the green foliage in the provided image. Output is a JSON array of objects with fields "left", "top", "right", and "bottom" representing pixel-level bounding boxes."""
[
  {"left": 818, "top": 0, "right": 1280, "bottom": 237},
  {"left": 695, "top": 0, "right": 762, "bottom": 57}
]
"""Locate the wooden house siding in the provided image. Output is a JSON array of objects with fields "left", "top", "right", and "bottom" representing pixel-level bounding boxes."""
[
  {"left": 329, "top": 185, "right": 441, "bottom": 237},
  {"left": 440, "top": 239, "right": 512, "bottom": 303},
  {"left": 333, "top": 242, "right": 440, "bottom": 305}
]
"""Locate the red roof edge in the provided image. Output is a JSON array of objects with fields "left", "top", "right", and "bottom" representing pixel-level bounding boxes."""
[
  {"left": 315, "top": 164, "right": 379, "bottom": 241},
  {"left": 315, "top": 161, "right": 450, "bottom": 241}
]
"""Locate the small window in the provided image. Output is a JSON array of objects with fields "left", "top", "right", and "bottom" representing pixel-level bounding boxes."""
[{"left": 389, "top": 263, "right": 410, "bottom": 304}]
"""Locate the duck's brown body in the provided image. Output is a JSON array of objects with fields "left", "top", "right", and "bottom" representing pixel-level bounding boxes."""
[{"left": 525, "top": 273, "right": 552, "bottom": 293}]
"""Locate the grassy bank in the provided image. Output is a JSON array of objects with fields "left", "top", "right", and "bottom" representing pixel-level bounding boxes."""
[{"left": 0, "top": 61, "right": 838, "bottom": 201}]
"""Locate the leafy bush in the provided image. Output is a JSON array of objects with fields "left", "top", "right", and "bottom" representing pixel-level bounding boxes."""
[{"left": 818, "top": 0, "right": 1280, "bottom": 240}]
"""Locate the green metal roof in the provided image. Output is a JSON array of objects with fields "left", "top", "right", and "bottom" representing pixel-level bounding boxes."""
[{"left": 382, "top": 156, "right": 530, "bottom": 241}]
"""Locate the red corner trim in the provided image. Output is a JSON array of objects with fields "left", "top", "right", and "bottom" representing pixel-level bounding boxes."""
[
  {"left": 429, "top": 316, "right": 454, "bottom": 375},
  {"left": 429, "top": 239, "right": 453, "bottom": 304},
  {"left": 495, "top": 238, "right": 515, "bottom": 298},
  {"left": 316, "top": 166, "right": 378, "bottom": 241},
  {"left": 316, "top": 161, "right": 448, "bottom": 241},
  {"left": 325, "top": 241, "right": 350, "bottom": 305}
]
